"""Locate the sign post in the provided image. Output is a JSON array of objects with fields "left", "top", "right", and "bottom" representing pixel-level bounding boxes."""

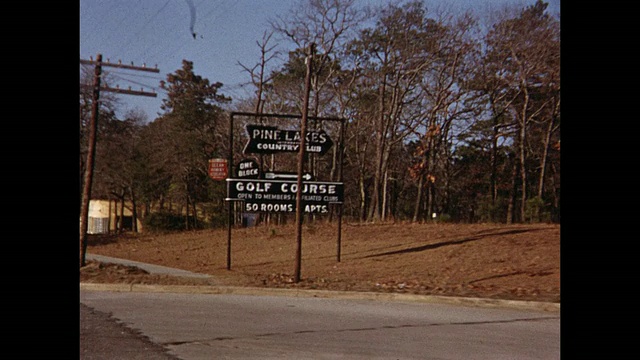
[{"left": 294, "top": 43, "right": 315, "bottom": 283}]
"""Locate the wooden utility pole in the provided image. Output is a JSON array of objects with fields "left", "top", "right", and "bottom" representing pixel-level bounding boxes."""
[
  {"left": 79, "top": 54, "right": 159, "bottom": 267},
  {"left": 79, "top": 54, "right": 102, "bottom": 268},
  {"left": 294, "top": 43, "right": 315, "bottom": 283}
]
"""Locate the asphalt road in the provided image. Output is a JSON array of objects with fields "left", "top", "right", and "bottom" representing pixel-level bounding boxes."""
[
  {"left": 80, "top": 289, "right": 560, "bottom": 359},
  {"left": 80, "top": 303, "right": 180, "bottom": 360}
]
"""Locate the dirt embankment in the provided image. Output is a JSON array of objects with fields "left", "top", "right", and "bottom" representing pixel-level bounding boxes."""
[{"left": 81, "top": 222, "right": 560, "bottom": 303}]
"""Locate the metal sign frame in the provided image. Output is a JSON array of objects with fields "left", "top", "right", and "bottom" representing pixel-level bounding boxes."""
[{"left": 225, "top": 111, "right": 347, "bottom": 270}]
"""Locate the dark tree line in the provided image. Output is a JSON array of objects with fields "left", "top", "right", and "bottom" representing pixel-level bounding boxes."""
[{"left": 79, "top": 0, "right": 560, "bottom": 230}]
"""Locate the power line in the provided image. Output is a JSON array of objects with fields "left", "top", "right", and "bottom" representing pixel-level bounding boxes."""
[
  {"left": 119, "top": 0, "right": 172, "bottom": 56},
  {"left": 107, "top": 69, "right": 164, "bottom": 80}
]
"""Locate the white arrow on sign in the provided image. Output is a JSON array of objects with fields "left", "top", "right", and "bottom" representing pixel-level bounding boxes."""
[{"left": 265, "top": 172, "right": 313, "bottom": 181}]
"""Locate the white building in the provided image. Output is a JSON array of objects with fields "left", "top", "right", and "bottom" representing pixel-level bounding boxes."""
[{"left": 86, "top": 199, "right": 142, "bottom": 234}]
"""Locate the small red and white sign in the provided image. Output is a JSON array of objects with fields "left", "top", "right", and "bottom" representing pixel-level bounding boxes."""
[{"left": 208, "top": 158, "right": 228, "bottom": 180}]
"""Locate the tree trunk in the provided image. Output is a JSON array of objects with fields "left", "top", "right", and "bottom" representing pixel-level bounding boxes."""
[
  {"left": 330, "top": 142, "right": 338, "bottom": 182},
  {"left": 412, "top": 175, "right": 424, "bottom": 222},
  {"left": 192, "top": 201, "right": 198, "bottom": 229},
  {"left": 538, "top": 102, "right": 559, "bottom": 199},
  {"left": 119, "top": 195, "right": 125, "bottom": 233},
  {"left": 185, "top": 195, "right": 190, "bottom": 230},
  {"left": 550, "top": 162, "right": 560, "bottom": 223},
  {"left": 381, "top": 168, "right": 388, "bottom": 221},
  {"left": 514, "top": 63, "right": 533, "bottom": 223},
  {"left": 108, "top": 199, "right": 112, "bottom": 234},
  {"left": 378, "top": 147, "right": 392, "bottom": 221},
  {"left": 427, "top": 181, "right": 434, "bottom": 221},
  {"left": 491, "top": 120, "right": 499, "bottom": 205},
  {"left": 368, "top": 132, "right": 384, "bottom": 222},
  {"left": 518, "top": 118, "right": 527, "bottom": 223},
  {"left": 368, "top": 79, "right": 387, "bottom": 222},
  {"left": 359, "top": 169, "right": 367, "bottom": 221},
  {"left": 130, "top": 187, "right": 138, "bottom": 232},
  {"left": 506, "top": 153, "right": 518, "bottom": 224},
  {"left": 185, "top": 179, "right": 190, "bottom": 230},
  {"left": 426, "top": 136, "right": 437, "bottom": 220}
]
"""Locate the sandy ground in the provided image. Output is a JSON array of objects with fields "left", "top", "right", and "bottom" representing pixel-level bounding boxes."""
[{"left": 81, "top": 222, "right": 560, "bottom": 303}]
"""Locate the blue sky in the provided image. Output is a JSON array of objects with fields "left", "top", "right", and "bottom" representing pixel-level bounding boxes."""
[{"left": 80, "top": 0, "right": 560, "bottom": 121}]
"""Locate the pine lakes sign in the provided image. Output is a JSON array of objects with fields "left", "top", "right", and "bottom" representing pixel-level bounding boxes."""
[
  {"left": 228, "top": 121, "right": 342, "bottom": 214},
  {"left": 227, "top": 179, "right": 343, "bottom": 214},
  {"left": 243, "top": 124, "right": 334, "bottom": 155}
]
